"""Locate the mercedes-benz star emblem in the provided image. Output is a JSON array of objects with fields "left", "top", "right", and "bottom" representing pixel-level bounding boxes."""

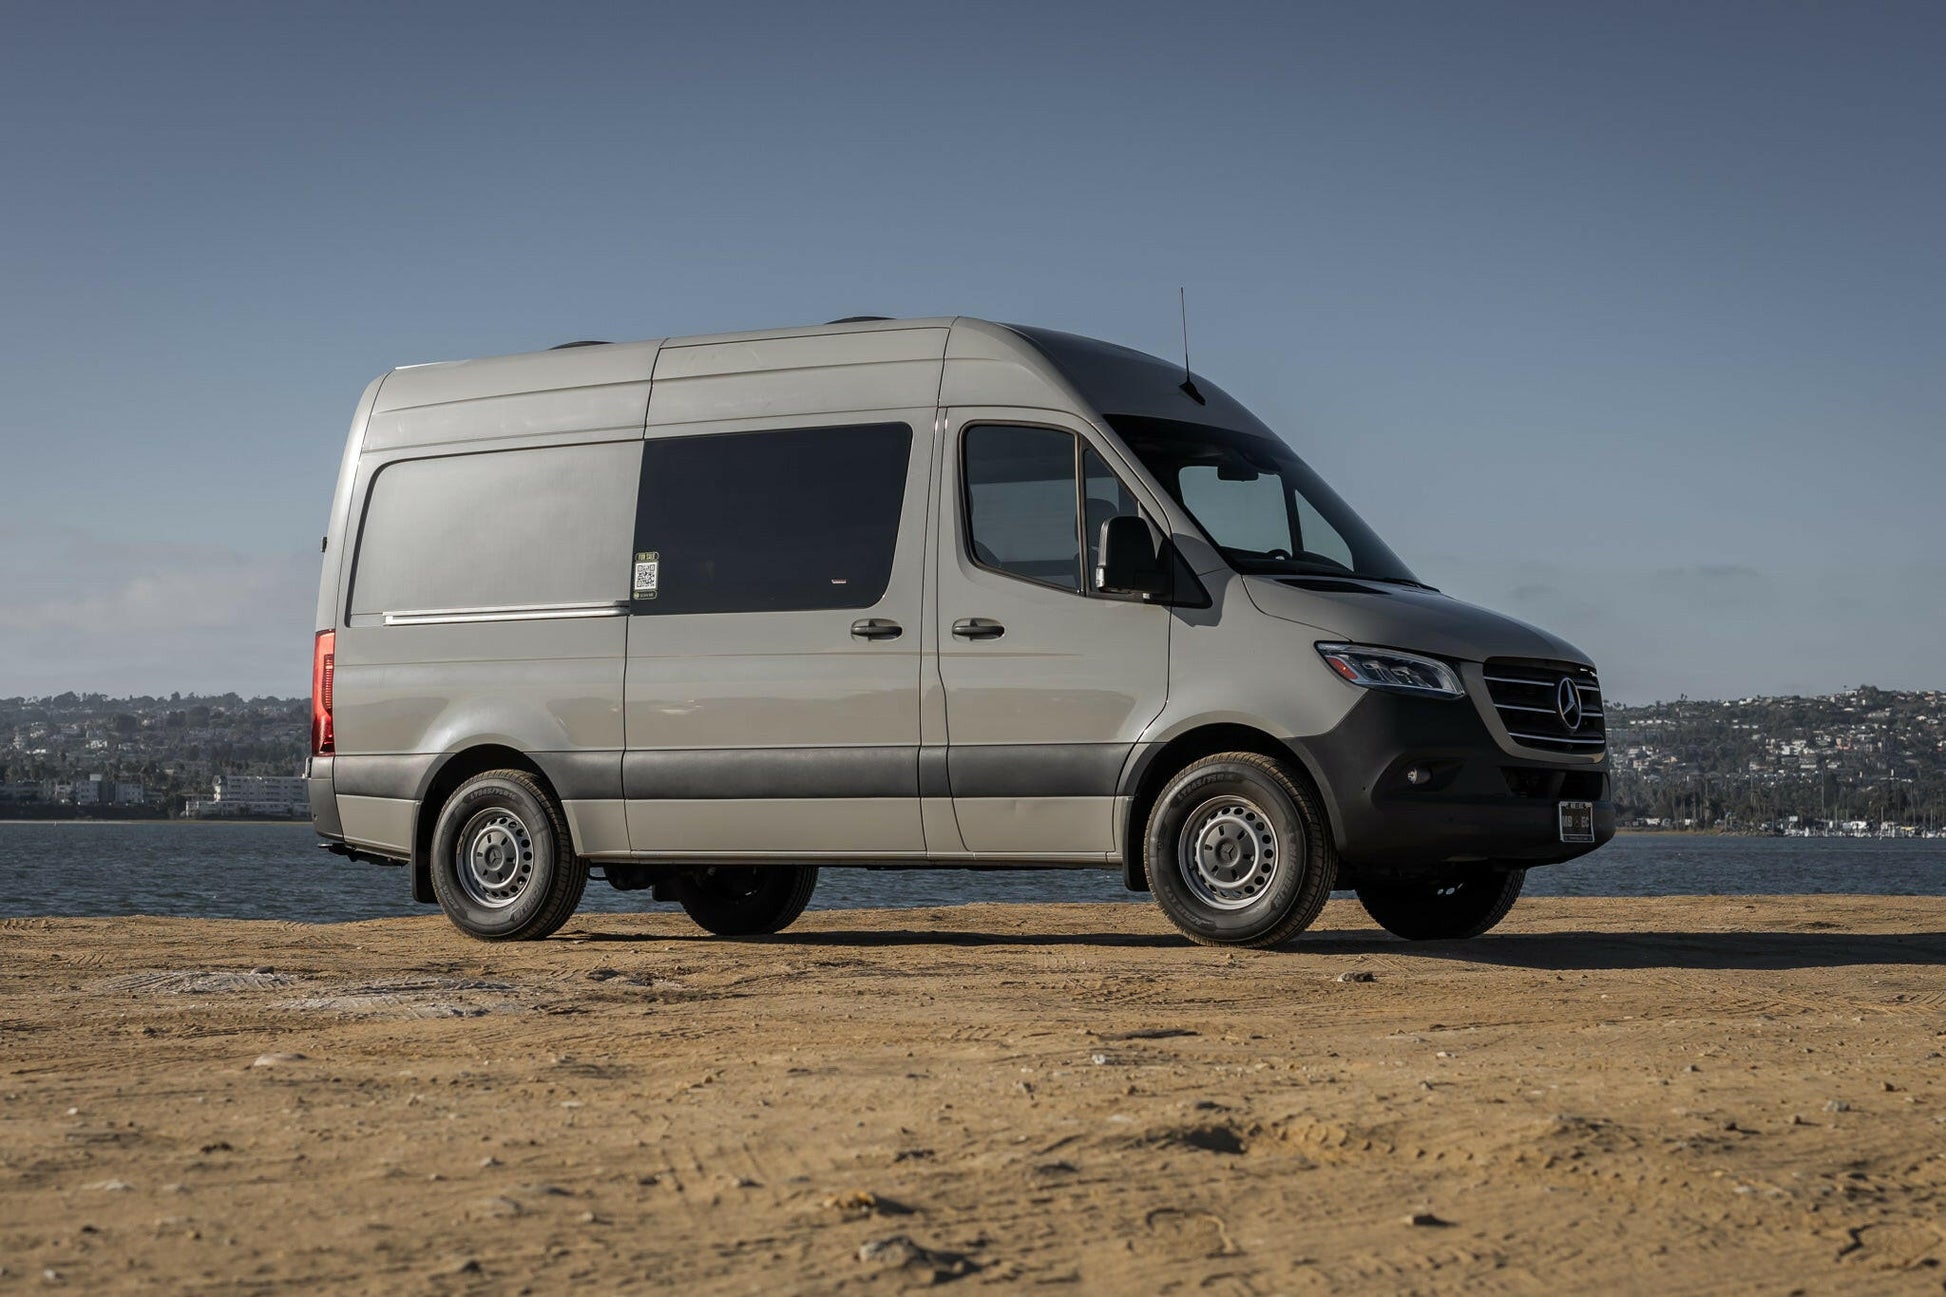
[{"left": 1556, "top": 676, "right": 1584, "bottom": 730}]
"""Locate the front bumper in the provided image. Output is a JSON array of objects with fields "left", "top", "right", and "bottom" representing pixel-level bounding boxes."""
[{"left": 1287, "top": 688, "right": 1615, "bottom": 880}]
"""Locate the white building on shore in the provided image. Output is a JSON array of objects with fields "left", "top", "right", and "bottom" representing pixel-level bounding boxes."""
[
  {"left": 36, "top": 774, "right": 148, "bottom": 807},
  {"left": 184, "top": 774, "right": 309, "bottom": 818}
]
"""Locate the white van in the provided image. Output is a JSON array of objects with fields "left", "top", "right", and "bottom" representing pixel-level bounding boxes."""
[{"left": 309, "top": 317, "right": 1612, "bottom": 947}]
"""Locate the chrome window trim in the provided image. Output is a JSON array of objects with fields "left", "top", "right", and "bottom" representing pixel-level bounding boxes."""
[{"left": 382, "top": 599, "right": 629, "bottom": 626}]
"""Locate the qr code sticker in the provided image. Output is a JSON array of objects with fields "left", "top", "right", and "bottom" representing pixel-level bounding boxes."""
[{"left": 633, "top": 552, "right": 659, "bottom": 598}]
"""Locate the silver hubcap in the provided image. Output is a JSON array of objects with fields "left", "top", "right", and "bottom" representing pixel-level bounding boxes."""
[
  {"left": 1178, "top": 796, "right": 1282, "bottom": 910},
  {"left": 457, "top": 810, "right": 535, "bottom": 909}
]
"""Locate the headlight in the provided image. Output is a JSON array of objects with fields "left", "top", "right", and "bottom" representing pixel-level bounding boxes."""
[{"left": 1315, "top": 643, "right": 1465, "bottom": 699}]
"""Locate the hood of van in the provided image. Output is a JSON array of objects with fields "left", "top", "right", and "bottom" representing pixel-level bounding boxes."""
[{"left": 1240, "top": 576, "right": 1593, "bottom": 667}]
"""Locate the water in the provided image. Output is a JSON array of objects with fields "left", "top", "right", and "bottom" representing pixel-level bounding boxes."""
[{"left": 0, "top": 822, "right": 1940, "bottom": 924}]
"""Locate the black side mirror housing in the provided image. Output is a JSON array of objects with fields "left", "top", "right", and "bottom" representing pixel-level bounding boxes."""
[{"left": 1095, "top": 516, "right": 1170, "bottom": 598}]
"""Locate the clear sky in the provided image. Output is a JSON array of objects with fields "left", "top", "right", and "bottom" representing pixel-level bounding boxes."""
[{"left": 1, "top": 1, "right": 1940, "bottom": 703}]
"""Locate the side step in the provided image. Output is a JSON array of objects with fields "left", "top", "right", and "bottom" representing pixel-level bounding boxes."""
[{"left": 319, "top": 839, "right": 404, "bottom": 868}]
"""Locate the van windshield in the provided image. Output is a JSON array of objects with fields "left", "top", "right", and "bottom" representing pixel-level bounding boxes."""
[{"left": 1107, "top": 415, "right": 1422, "bottom": 585}]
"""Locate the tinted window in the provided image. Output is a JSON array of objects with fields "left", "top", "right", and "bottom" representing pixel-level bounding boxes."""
[
  {"left": 632, "top": 423, "right": 911, "bottom": 614},
  {"left": 1111, "top": 414, "right": 1416, "bottom": 583},
  {"left": 1181, "top": 464, "right": 1353, "bottom": 570},
  {"left": 349, "top": 441, "right": 639, "bottom": 617},
  {"left": 1292, "top": 494, "right": 1356, "bottom": 571},
  {"left": 1179, "top": 465, "right": 1287, "bottom": 555},
  {"left": 964, "top": 425, "right": 1080, "bottom": 591}
]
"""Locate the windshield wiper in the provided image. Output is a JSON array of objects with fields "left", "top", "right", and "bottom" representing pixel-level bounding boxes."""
[
  {"left": 1219, "top": 550, "right": 1346, "bottom": 578},
  {"left": 1342, "top": 574, "right": 1438, "bottom": 592}
]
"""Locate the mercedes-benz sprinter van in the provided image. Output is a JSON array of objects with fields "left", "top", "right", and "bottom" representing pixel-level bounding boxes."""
[{"left": 309, "top": 317, "right": 1613, "bottom": 948}]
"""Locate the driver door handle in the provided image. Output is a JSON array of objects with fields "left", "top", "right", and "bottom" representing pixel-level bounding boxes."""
[
  {"left": 850, "top": 618, "right": 903, "bottom": 641},
  {"left": 951, "top": 617, "right": 1006, "bottom": 640}
]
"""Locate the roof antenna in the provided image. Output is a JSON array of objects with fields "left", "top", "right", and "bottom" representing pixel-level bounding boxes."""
[{"left": 1178, "top": 287, "right": 1206, "bottom": 405}]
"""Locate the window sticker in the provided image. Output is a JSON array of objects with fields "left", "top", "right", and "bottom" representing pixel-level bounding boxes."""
[{"left": 633, "top": 551, "right": 659, "bottom": 599}]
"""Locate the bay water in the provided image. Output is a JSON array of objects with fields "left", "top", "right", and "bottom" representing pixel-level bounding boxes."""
[{"left": 0, "top": 822, "right": 1939, "bottom": 924}]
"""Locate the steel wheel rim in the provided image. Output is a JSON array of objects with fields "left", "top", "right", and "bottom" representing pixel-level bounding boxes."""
[
  {"left": 456, "top": 809, "right": 535, "bottom": 910},
  {"left": 1177, "top": 795, "right": 1284, "bottom": 911}
]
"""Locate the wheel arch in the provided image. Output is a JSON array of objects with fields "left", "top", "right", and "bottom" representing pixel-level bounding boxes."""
[
  {"left": 409, "top": 745, "right": 556, "bottom": 905},
  {"left": 1118, "top": 721, "right": 1343, "bottom": 892}
]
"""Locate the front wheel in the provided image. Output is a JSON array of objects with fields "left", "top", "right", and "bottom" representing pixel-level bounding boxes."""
[
  {"left": 675, "top": 865, "right": 818, "bottom": 936},
  {"left": 1144, "top": 753, "right": 1338, "bottom": 948},
  {"left": 1355, "top": 868, "right": 1525, "bottom": 941}
]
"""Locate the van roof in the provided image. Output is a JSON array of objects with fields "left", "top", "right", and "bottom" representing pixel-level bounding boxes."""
[
  {"left": 367, "top": 316, "right": 1259, "bottom": 446},
  {"left": 374, "top": 316, "right": 958, "bottom": 414}
]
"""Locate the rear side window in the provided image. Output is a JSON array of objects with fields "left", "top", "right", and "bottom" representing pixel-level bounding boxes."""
[
  {"left": 632, "top": 423, "right": 912, "bottom": 614},
  {"left": 349, "top": 441, "right": 639, "bottom": 617}
]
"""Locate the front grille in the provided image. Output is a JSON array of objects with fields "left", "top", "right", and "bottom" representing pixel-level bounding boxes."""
[{"left": 1482, "top": 659, "right": 1606, "bottom": 755}]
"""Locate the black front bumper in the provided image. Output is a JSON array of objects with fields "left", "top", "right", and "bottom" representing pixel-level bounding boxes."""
[{"left": 1287, "top": 689, "right": 1615, "bottom": 881}]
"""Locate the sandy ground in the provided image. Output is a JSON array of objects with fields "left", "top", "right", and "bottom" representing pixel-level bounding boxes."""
[{"left": 1, "top": 896, "right": 1943, "bottom": 1295}]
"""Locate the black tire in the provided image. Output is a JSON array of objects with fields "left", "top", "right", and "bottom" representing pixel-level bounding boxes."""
[
  {"left": 675, "top": 865, "right": 818, "bottom": 936},
  {"left": 1144, "top": 753, "right": 1337, "bottom": 948},
  {"left": 428, "top": 770, "right": 588, "bottom": 941},
  {"left": 1355, "top": 868, "right": 1525, "bottom": 941}
]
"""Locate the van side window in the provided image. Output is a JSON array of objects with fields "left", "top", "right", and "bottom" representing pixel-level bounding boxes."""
[
  {"left": 632, "top": 423, "right": 911, "bottom": 615},
  {"left": 963, "top": 425, "right": 1082, "bottom": 592},
  {"left": 348, "top": 440, "right": 640, "bottom": 618}
]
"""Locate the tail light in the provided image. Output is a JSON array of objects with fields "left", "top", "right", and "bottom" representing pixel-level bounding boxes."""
[{"left": 310, "top": 630, "right": 336, "bottom": 756}]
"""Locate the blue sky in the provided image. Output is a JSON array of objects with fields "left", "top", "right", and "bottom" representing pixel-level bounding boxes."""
[{"left": 1, "top": 1, "right": 1940, "bottom": 701}]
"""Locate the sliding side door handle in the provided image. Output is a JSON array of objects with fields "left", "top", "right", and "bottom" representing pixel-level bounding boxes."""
[
  {"left": 850, "top": 618, "right": 903, "bottom": 641},
  {"left": 951, "top": 618, "right": 1006, "bottom": 641}
]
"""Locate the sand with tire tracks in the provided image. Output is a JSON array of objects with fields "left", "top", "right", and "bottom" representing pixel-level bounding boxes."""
[{"left": 2, "top": 895, "right": 1943, "bottom": 1293}]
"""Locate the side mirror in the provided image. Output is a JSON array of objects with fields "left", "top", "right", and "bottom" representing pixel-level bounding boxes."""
[{"left": 1095, "top": 516, "right": 1169, "bottom": 598}]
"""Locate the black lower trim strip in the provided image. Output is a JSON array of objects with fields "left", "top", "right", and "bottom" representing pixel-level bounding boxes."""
[
  {"left": 331, "top": 753, "right": 434, "bottom": 800},
  {"left": 336, "top": 744, "right": 1134, "bottom": 803},
  {"left": 532, "top": 751, "right": 625, "bottom": 801},
  {"left": 331, "top": 750, "right": 621, "bottom": 802},
  {"left": 623, "top": 747, "right": 918, "bottom": 799},
  {"left": 919, "top": 745, "right": 950, "bottom": 798},
  {"left": 947, "top": 743, "right": 1130, "bottom": 799}
]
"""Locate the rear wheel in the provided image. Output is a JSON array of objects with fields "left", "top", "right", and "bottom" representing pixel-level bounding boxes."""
[
  {"left": 429, "top": 770, "right": 587, "bottom": 941},
  {"left": 1144, "top": 753, "right": 1337, "bottom": 948},
  {"left": 675, "top": 865, "right": 818, "bottom": 936},
  {"left": 1356, "top": 868, "right": 1525, "bottom": 941}
]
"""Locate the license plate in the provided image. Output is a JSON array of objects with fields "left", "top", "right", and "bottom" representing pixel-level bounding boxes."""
[{"left": 1559, "top": 800, "right": 1595, "bottom": 843}]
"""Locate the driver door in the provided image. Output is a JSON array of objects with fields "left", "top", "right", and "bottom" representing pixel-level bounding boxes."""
[{"left": 931, "top": 410, "right": 1171, "bottom": 856}]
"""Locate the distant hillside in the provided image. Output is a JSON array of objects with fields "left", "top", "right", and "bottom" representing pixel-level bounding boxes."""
[
  {"left": 1609, "top": 686, "right": 1945, "bottom": 832},
  {"left": 0, "top": 693, "right": 305, "bottom": 814},
  {"left": 5, "top": 686, "right": 1943, "bottom": 831}
]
